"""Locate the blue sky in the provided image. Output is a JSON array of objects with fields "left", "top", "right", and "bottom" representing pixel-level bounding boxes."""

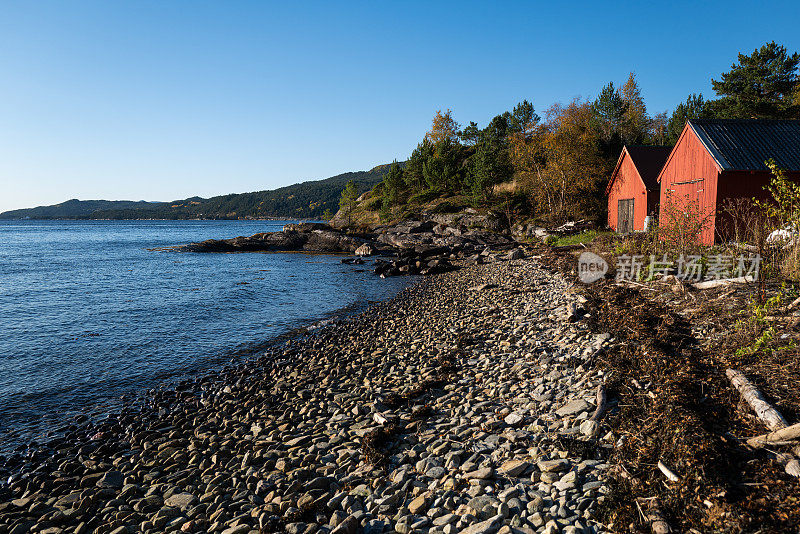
[{"left": 1, "top": 1, "right": 799, "bottom": 213}]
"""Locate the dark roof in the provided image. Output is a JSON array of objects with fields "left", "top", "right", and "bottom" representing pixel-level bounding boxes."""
[
  {"left": 625, "top": 145, "right": 672, "bottom": 190},
  {"left": 689, "top": 119, "right": 800, "bottom": 172}
]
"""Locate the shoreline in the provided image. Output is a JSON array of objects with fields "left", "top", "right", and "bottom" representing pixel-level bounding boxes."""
[
  {"left": 0, "top": 274, "right": 417, "bottom": 458},
  {"left": 0, "top": 258, "right": 613, "bottom": 534}
]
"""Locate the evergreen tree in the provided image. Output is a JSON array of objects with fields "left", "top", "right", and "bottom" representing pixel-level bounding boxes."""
[
  {"left": 712, "top": 41, "right": 800, "bottom": 119},
  {"left": 465, "top": 138, "right": 512, "bottom": 205},
  {"left": 592, "top": 82, "right": 627, "bottom": 138},
  {"left": 338, "top": 180, "right": 359, "bottom": 227},
  {"left": 403, "top": 139, "right": 435, "bottom": 192},
  {"left": 667, "top": 93, "right": 714, "bottom": 143},
  {"left": 592, "top": 82, "right": 627, "bottom": 160},
  {"left": 460, "top": 121, "right": 481, "bottom": 146},
  {"left": 422, "top": 138, "right": 463, "bottom": 192},
  {"left": 380, "top": 161, "right": 404, "bottom": 210},
  {"left": 509, "top": 100, "right": 540, "bottom": 135},
  {"left": 620, "top": 72, "right": 649, "bottom": 144}
]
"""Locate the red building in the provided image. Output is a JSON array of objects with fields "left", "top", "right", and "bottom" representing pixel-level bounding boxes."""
[
  {"left": 658, "top": 119, "right": 800, "bottom": 245},
  {"left": 606, "top": 145, "right": 672, "bottom": 232}
]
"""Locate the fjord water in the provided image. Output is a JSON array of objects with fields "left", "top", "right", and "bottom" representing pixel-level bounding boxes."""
[{"left": 0, "top": 220, "right": 409, "bottom": 453}]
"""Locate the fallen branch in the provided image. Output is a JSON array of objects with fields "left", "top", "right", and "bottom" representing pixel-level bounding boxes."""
[
  {"left": 746, "top": 421, "right": 800, "bottom": 448},
  {"left": 589, "top": 383, "right": 607, "bottom": 422},
  {"left": 726, "top": 368, "right": 789, "bottom": 431},
  {"left": 657, "top": 460, "right": 680, "bottom": 482}
]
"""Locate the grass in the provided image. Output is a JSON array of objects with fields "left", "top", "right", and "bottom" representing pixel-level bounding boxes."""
[{"left": 547, "top": 230, "right": 611, "bottom": 247}]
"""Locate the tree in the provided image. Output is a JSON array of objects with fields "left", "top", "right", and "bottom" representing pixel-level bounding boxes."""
[
  {"left": 592, "top": 82, "right": 627, "bottom": 138},
  {"left": 465, "top": 136, "right": 512, "bottom": 205},
  {"left": 321, "top": 208, "right": 333, "bottom": 220},
  {"left": 667, "top": 93, "right": 714, "bottom": 143},
  {"left": 380, "top": 161, "right": 404, "bottom": 210},
  {"left": 509, "top": 100, "right": 540, "bottom": 136},
  {"left": 403, "top": 139, "right": 435, "bottom": 192},
  {"left": 460, "top": 121, "right": 481, "bottom": 146},
  {"left": 510, "top": 99, "right": 606, "bottom": 223},
  {"left": 592, "top": 82, "right": 627, "bottom": 161},
  {"left": 620, "top": 72, "right": 649, "bottom": 145},
  {"left": 422, "top": 138, "right": 463, "bottom": 192},
  {"left": 650, "top": 111, "right": 669, "bottom": 145},
  {"left": 425, "top": 109, "right": 461, "bottom": 144},
  {"left": 338, "top": 180, "right": 359, "bottom": 227},
  {"left": 712, "top": 41, "right": 800, "bottom": 119}
]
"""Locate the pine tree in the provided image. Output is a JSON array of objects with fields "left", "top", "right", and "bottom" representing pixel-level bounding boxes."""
[
  {"left": 667, "top": 93, "right": 714, "bottom": 143},
  {"left": 620, "top": 73, "right": 649, "bottom": 144},
  {"left": 712, "top": 41, "right": 800, "bottom": 119},
  {"left": 338, "top": 180, "right": 359, "bottom": 227}
]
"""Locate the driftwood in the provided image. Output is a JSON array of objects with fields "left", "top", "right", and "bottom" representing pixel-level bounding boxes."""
[
  {"left": 693, "top": 275, "right": 754, "bottom": 290},
  {"left": 657, "top": 460, "right": 680, "bottom": 482},
  {"left": 728, "top": 368, "right": 800, "bottom": 477},
  {"left": 726, "top": 369, "right": 789, "bottom": 431},
  {"left": 589, "top": 383, "right": 607, "bottom": 422},
  {"left": 746, "top": 421, "right": 800, "bottom": 448}
]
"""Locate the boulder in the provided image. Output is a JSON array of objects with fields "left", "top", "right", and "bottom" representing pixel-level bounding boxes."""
[{"left": 355, "top": 243, "right": 375, "bottom": 256}]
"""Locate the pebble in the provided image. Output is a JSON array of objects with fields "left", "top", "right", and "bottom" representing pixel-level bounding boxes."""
[{"left": 0, "top": 259, "right": 611, "bottom": 534}]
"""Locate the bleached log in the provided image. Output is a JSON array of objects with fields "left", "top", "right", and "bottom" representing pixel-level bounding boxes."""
[
  {"left": 657, "top": 460, "right": 680, "bottom": 482},
  {"left": 589, "top": 383, "right": 607, "bottom": 422},
  {"left": 746, "top": 421, "right": 800, "bottom": 448},
  {"left": 726, "top": 369, "right": 789, "bottom": 431},
  {"left": 693, "top": 275, "right": 753, "bottom": 290}
]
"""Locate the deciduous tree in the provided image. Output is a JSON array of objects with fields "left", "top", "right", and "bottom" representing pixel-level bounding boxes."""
[{"left": 425, "top": 109, "right": 461, "bottom": 144}]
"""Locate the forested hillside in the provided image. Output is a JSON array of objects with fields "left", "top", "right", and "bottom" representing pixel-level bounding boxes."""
[
  {"left": 0, "top": 199, "right": 158, "bottom": 219},
  {"left": 0, "top": 165, "right": 393, "bottom": 220}
]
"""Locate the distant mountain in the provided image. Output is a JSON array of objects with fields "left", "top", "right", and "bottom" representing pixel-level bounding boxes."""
[
  {"left": 0, "top": 199, "right": 159, "bottom": 220},
  {"left": 0, "top": 164, "right": 397, "bottom": 220}
]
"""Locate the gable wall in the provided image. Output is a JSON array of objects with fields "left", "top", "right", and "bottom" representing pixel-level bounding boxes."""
[{"left": 607, "top": 152, "right": 648, "bottom": 231}]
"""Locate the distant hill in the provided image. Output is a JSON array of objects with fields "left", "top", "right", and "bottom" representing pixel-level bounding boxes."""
[
  {"left": 0, "top": 199, "right": 158, "bottom": 220},
  {"left": 0, "top": 164, "right": 397, "bottom": 220}
]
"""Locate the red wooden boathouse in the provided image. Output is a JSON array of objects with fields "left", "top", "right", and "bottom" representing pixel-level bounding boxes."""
[
  {"left": 657, "top": 119, "right": 800, "bottom": 245},
  {"left": 606, "top": 145, "right": 672, "bottom": 233}
]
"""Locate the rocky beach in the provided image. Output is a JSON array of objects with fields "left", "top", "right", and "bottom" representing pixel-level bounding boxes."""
[{"left": 0, "top": 255, "right": 615, "bottom": 534}]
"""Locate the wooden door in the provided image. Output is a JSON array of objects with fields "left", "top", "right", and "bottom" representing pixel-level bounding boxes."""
[{"left": 617, "top": 199, "right": 634, "bottom": 233}]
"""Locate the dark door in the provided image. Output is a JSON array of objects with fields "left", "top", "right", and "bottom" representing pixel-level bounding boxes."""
[{"left": 617, "top": 199, "right": 634, "bottom": 233}]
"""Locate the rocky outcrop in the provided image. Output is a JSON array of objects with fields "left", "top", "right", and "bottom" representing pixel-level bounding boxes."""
[
  {"left": 181, "top": 217, "right": 527, "bottom": 278},
  {"left": 182, "top": 223, "right": 369, "bottom": 254}
]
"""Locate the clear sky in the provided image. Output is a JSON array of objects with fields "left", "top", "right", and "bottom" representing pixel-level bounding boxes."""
[{"left": 1, "top": 1, "right": 799, "bottom": 213}]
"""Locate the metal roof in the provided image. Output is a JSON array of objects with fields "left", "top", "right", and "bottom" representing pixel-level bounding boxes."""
[
  {"left": 625, "top": 145, "right": 673, "bottom": 190},
  {"left": 689, "top": 119, "right": 800, "bottom": 172}
]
